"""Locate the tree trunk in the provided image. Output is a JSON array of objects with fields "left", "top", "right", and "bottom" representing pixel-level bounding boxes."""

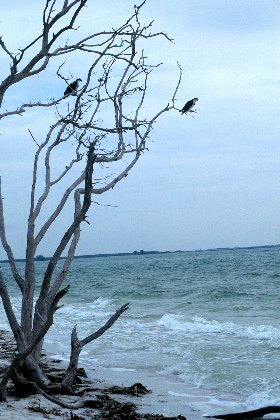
[{"left": 61, "top": 327, "right": 82, "bottom": 389}]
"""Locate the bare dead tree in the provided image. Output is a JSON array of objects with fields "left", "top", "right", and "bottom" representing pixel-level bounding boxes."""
[{"left": 0, "top": 0, "right": 181, "bottom": 407}]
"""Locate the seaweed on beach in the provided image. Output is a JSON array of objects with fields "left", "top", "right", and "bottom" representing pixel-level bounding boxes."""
[
  {"left": 28, "top": 400, "right": 63, "bottom": 416},
  {"left": 1, "top": 332, "right": 187, "bottom": 419},
  {"left": 105, "top": 382, "right": 152, "bottom": 396}
]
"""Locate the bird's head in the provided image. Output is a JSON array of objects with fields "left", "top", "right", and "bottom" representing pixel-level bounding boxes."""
[
  {"left": 76, "top": 78, "right": 82, "bottom": 84},
  {"left": 193, "top": 98, "right": 198, "bottom": 103}
]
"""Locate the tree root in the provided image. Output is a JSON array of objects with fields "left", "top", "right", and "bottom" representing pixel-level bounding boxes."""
[
  {"left": 33, "top": 384, "right": 187, "bottom": 420},
  {"left": 33, "top": 382, "right": 105, "bottom": 409},
  {"left": 0, "top": 331, "right": 186, "bottom": 419}
]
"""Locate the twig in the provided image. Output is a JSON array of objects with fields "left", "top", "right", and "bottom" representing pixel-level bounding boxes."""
[{"left": 28, "top": 129, "right": 40, "bottom": 147}]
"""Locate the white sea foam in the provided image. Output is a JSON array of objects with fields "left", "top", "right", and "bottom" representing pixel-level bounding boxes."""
[
  {"left": 157, "top": 314, "right": 280, "bottom": 343},
  {"left": 90, "top": 297, "right": 113, "bottom": 308},
  {"left": 168, "top": 391, "right": 190, "bottom": 397},
  {"left": 2, "top": 249, "right": 280, "bottom": 417}
]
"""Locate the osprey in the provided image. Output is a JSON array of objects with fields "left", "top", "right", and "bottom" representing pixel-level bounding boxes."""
[
  {"left": 181, "top": 98, "right": 198, "bottom": 114},
  {"left": 64, "top": 78, "right": 82, "bottom": 96}
]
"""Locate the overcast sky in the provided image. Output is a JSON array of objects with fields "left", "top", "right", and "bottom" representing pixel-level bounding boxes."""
[{"left": 1, "top": 0, "right": 280, "bottom": 259}]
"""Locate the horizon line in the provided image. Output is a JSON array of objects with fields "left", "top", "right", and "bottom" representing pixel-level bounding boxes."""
[{"left": 1, "top": 243, "right": 280, "bottom": 263}]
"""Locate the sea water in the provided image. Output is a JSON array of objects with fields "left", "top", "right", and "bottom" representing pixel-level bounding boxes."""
[{"left": 1, "top": 247, "right": 280, "bottom": 418}]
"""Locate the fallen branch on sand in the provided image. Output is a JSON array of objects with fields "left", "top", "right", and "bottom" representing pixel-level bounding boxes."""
[{"left": 205, "top": 405, "right": 280, "bottom": 419}]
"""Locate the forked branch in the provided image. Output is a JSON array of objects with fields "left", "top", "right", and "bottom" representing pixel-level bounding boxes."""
[{"left": 62, "top": 303, "right": 129, "bottom": 389}]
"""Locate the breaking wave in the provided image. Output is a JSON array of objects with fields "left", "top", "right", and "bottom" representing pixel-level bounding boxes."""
[{"left": 157, "top": 314, "right": 280, "bottom": 342}]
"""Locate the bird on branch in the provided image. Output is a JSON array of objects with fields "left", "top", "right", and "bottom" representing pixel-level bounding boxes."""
[
  {"left": 64, "top": 78, "right": 82, "bottom": 96},
  {"left": 181, "top": 98, "right": 198, "bottom": 114}
]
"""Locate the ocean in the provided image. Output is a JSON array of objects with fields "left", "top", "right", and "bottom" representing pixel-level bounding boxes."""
[{"left": 1, "top": 246, "right": 280, "bottom": 418}]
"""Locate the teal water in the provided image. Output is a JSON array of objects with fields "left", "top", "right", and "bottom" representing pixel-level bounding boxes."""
[{"left": 1, "top": 247, "right": 280, "bottom": 417}]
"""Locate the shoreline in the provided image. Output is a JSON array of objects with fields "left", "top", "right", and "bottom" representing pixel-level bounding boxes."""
[
  {"left": 2, "top": 242, "right": 280, "bottom": 263},
  {"left": 0, "top": 330, "right": 199, "bottom": 419},
  {"left": 83, "top": 362, "right": 203, "bottom": 419}
]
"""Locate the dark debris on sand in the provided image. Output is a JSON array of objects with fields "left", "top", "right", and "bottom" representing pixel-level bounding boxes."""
[
  {"left": 105, "top": 382, "right": 152, "bottom": 397},
  {"left": 69, "top": 400, "right": 187, "bottom": 420},
  {"left": 0, "top": 330, "right": 187, "bottom": 419}
]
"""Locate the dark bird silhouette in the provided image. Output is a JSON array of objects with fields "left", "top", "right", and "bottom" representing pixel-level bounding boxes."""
[
  {"left": 64, "top": 78, "right": 82, "bottom": 96},
  {"left": 181, "top": 98, "right": 198, "bottom": 114}
]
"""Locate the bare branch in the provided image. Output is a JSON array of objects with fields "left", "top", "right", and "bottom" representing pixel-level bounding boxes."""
[
  {"left": 28, "top": 129, "right": 40, "bottom": 147},
  {"left": 0, "top": 179, "right": 24, "bottom": 290},
  {"left": 48, "top": 1, "right": 87, "bottom": 49},
  {"left": 34, "top": 171, "right": 85, "bottom": 246},
  {"left": 38, "top": 144, "right": 95, "bottom": 300},
  {"left": 0, "top": 36, "right": 16, "bottom": 63},
  {"left": 50, "top": 150, "right": 82, "bottom": 186},
  {"left": 0, "top": 97, "right": 66, "bottom": 120},
  {"left": 0, "top": 273, "right": 24, "bottom": 346},
  {"left": 81, "top": 303, "right": 129, "bottom": 346},
  {"left": 172, "top": 62, "right": 182, "bottom": 105},
  {"left": 0, "top": 1, "right": 87, "bottom": 107},
  {"left": 0, "top": 0, "right": 182, "bottom": 404},
  {"left": 62, "top": 303, "right": 129, "bottom": 388},
  {"left": 31, "top": 122, "right": 69, "bottom": 221},
  {"left": 92, "top": 152, "right": 141, "bottom": 194},
  {"left": 48, "top": 190, "right": 81, "bottom": 301}
]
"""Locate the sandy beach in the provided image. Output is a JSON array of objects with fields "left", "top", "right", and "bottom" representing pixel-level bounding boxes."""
[
  {"left": 86, "top": 365, "right": 203, "bottom": 419},
  {"left": 3, "top": 248, "right": 280, "bottom": 419},
  {"left": 0, "top": 371, "right": 200, "bottom": 420},
  {"left": 0, "top": 329, "right": 198, "bottom": 419},
  {"left": 0, "top": 368, "right": 199, "bottom": 419}
]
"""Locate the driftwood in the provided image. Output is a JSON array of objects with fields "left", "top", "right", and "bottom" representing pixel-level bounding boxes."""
[
  {"left": 206, "top": 405, "right": 280, "bottom": 419},
  {"left": 62, "top": 303, "right": 129, "bottom": 389},
  {"left": 0, "top": 334, "right": 186, "bottom": 419},
  {"left": 34, "top": 384, "right": 187, "bottom": 419},
  {"left": 0, "top": 0, "right": 181, "bottom": 411}
]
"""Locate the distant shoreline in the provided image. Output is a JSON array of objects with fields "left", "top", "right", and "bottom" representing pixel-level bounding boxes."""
[{"left": 1, "top": 243, "right": 280, "bottom": 263}]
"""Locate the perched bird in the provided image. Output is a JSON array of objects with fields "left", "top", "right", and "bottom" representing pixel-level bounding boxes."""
[
  {"left": 181, "top": 98, "right": 198, "bottom": 114},
  {"left": 64, "top": 78, "right": 82, "bottom": 96}
]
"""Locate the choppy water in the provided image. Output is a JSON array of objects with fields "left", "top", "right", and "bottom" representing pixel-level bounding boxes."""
[{"left": 1, "top": 246, "right": 280, "bottom": 417}]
